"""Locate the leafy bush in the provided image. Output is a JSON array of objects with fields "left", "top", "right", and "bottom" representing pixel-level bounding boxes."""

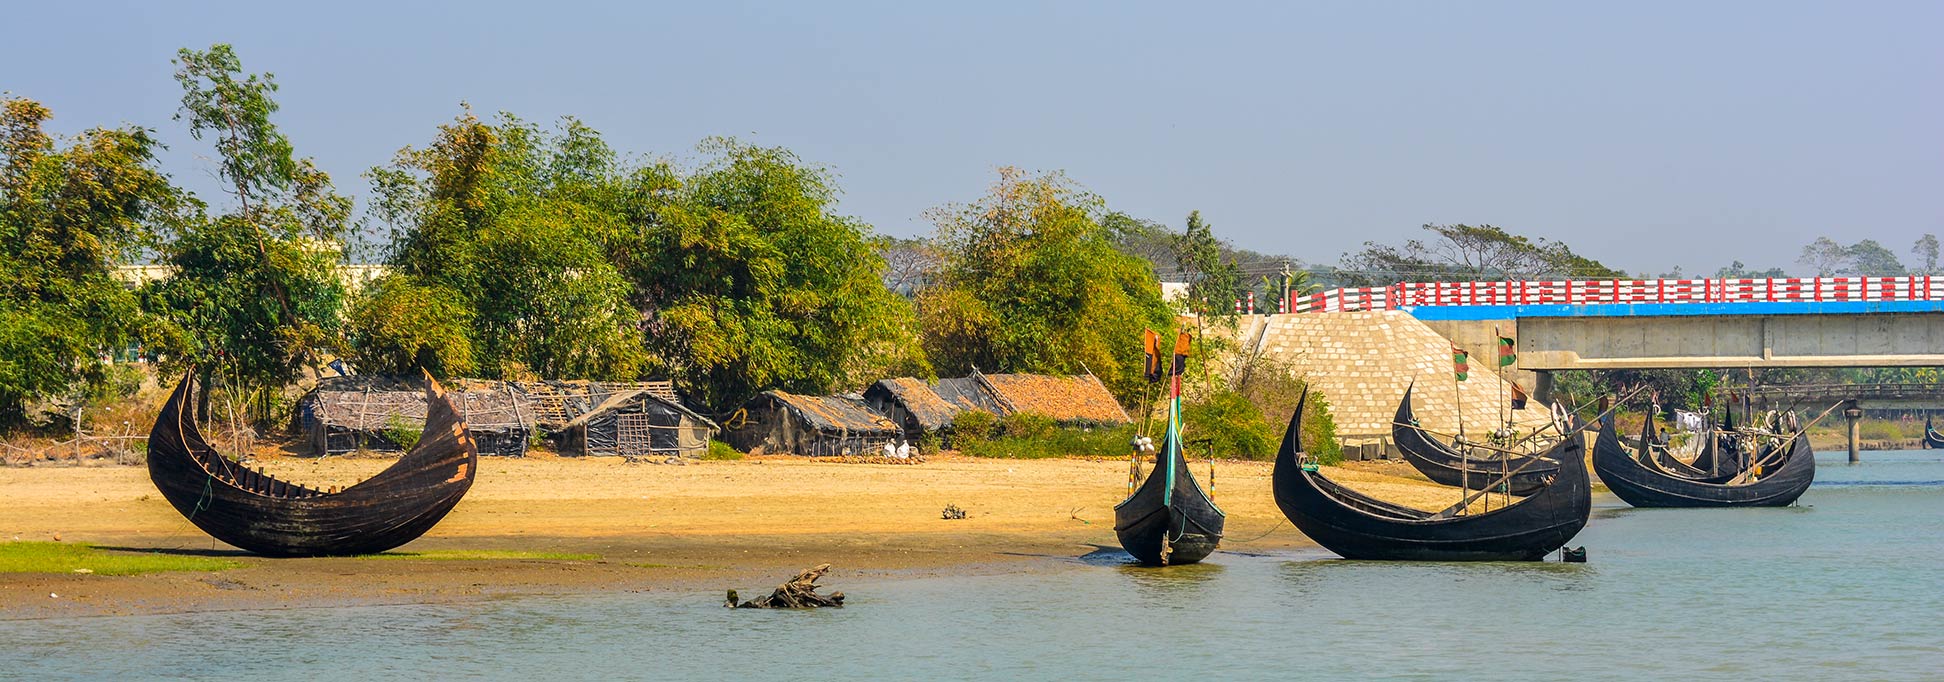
[
  {"left": 1181, "top": 390, "right": 1277, "bottom": 460},
  {"left": 702, "top": 440, "right": 743, "bottom": 460},
  {"left": 950, "top": 410, "right": 997, "bottom": 445},
  {"left": 1302, "top": 390, "right": 1343, "bottom": 465},
  {"left": 999, "top": 412, "right": 1056, "bottom": 440},
  {"left": 380, "top": 415, "right": 422, "bottom": 451},
  {"left": 959, "top": 423, "right": 1138, "bottom": 459}
]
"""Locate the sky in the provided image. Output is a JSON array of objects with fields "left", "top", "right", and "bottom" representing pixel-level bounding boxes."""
[{"left": 4, "top": 0, "right": 1939, "bottom": 276}]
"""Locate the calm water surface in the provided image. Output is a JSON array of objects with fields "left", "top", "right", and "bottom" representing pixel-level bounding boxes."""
[{"left": 5, "top": 451, "right": 1942, "bottom": 681}]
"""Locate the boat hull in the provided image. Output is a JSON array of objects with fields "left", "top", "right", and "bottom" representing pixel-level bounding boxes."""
[
  {"left": 1113, "top": 435, "right": 1225, "bottom": 566},
  {"left": 1592, "top": 421, "right": 1813, "bottom": 508},
  {"left": 1392, "top": 386, "right": 1557, "bottom": 496},
  {"left": 1280, "top": 392, "right": 1590, "bottom": 562},
  {"left": 148, "top": 375, "right": 478, "bottom": 557}
]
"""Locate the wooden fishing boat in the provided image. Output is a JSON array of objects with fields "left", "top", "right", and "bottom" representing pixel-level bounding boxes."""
[
  {"left": 147, "top": 373, "right": 478, "bottom": 557},
  {"left": 1924, "top": 415, "right": 1944, "bottom": 449},
  {"left": 1592, "top": 417, "right": 1814, "bottom": 508},
  {"left": 1649, "top": 421, "right": 1743, "bottom": 483},
  {"left": 1392, "top": 385, "right": 1558, "bottom": 496},
  {"left": 1113, "top": 429, "right": 1225, "bottom": 565},
  {"left": 1276, "top": 391, "right": 1591, "bottom": 561},
  {"left": 1114, "top": 330, "right": 1224, "bottom": 565}
]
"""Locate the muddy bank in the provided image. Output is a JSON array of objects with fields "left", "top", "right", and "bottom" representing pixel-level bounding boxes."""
[{"left": 0, "top": 455, "right": 1487, "bottom": 619}]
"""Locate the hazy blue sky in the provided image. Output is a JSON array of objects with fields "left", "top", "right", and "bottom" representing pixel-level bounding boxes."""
[{"left": 5, "top": 1, "right": 1938, "bottom": 275}]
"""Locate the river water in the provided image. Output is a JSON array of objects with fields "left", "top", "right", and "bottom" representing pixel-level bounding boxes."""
[{"left": 5, "top": 451, "right": 1941, "bottom": 681}]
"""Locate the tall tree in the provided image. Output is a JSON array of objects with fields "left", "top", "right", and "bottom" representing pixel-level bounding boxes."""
[
  {"left": 1796, "top": 237, "right": 1847, "bottom": 276},
  {"left": 877, "top": 236, "right": 941, "bottom": 296},
  {"left": 365, "top": 117, "right": 922, "bottom": 410},
  {"left": 612, "top": 138, "right": 929, "bottom": 411},
  {"left": 1339, "top": 223, "right": 1622, "bottom": 285},
  {"left": 1173, "top": 210, "right": 1244, "bottom": 323},
  {"left": 145, "top": 44, "right": 352, "bottom": 421},
  {"left": 1843, "top": 239, "right": 1905, "bottom": 276},
  {"left": 0, "top": 97, "right": 180, "bottom": 427},
  {"left": 1715, "top": 260, "right": 1789, "bottom": 279},
  {"left": 362, "top": 111, "right": 648, "bottom": 381},
  {"left": 918, "top": 168, "right": 1173, "bottom": 403},
  {"left": 1910, "top": 234, "right": 1938, "bottom": 275}
]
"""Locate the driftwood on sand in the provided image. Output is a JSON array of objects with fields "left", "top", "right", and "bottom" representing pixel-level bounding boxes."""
[{"left": 726, "top": 564, "right": 845, "bottom": 608}]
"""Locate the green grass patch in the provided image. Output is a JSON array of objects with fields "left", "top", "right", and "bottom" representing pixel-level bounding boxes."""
[
  {"left": 0, "top": 542, "right": 243, "bottom": 575},
  {"left": 360, "top": 550, "right": 598, "bottom": 561},
  {"left": 702, "top": 440, "right": 744, "bottom": 460}
]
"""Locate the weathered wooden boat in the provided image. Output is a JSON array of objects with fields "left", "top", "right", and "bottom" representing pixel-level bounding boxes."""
[
  {"left": 1924, "top": 415, "right": 1944, "bottom": 449},
  {"left": 1113, "top": 429, "right": 1225, "bottom": 565},
  {"left": 1114, "top": 330, "right": 1223, "bottom": 565},
  {"left": 1592, "top": 417, "right": 1814, "bottom": 508},
  {"left": 1276, "top": 391, "right": 1591, "bottom": 561},
  {"left": 1392, "top": 385, "right": 1558, "bottom": 496},
  {"left": 1649, "top": 421, "right": 1742, "bottom": 483},
  {"left": 148, "top": 373, "right": 478, "bottom": 557}
]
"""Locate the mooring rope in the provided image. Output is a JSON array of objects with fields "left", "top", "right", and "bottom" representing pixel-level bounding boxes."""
[
  {"left": 189, "top": 473, "right": 214, "bottom": 520},
  {"left": 1224, "top": 518, "right": 1288, "bottom": 544}
]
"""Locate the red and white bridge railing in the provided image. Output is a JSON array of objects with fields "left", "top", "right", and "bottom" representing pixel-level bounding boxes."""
[{"left": 1279, "top": 276, "right": 1944, "bottom": 313}]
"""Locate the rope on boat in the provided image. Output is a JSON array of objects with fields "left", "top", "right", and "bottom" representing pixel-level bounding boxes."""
[
  {"left": 1224, "top": 518, "right": 1287, "bottom": 544},
  {"left": 189, "top": 473, "right": 214, "bottom": 520}
]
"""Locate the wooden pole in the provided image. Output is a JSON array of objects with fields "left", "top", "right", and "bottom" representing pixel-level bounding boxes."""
[{"left": 1454, "top": 360, "right": 1467, "bottom": 504}]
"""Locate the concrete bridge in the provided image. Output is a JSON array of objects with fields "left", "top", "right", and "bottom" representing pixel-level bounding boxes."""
[
  {"left": 1739, "top": 383, "right": 1944, "bottom": 411},
  {"left": 1282, "top": 276, "right": 1944, "bottom": 370},
  {"left": 1428, "top": 301, "right": 1944, "bottom": 370},
  {"left": 1280, "top": 277, "right": 1944, "bottom": 460}
]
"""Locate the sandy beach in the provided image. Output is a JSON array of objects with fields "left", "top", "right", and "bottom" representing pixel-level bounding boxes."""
[{"left": 0, "top": 453, "right": 1488, "bottom": 619}]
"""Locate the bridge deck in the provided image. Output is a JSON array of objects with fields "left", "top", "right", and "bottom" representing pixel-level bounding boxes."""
[{"left": 1404, "top": 300, "right": 1944, "bottom": 321}]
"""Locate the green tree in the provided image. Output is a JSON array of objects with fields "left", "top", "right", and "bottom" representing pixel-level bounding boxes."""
[
  {"left": 145, "top": 44, "right": 352, "bottom": 421},
  {"left": 1796, "top": 237, "right": 1846, "bottom": 276},
  {"left": 341, "top": 276, "right": 475, "bottom": 377},
  {"left": 0, "top": 97, "right": 180, "bottom": 427},
  {"left": 1796, "top": 236, "right": 1908, "bottom": 277},
  {"left": 1715, "top": 260, "right": 1789, "bottom": 279},
  {"left": 1340, "top": 223, "right": 1622, "bottom": 285},
  {"left": 612, "top": 138, "right": 929, "bottom": 411},
  {"left": 1912, "top": 234, "right": 1939, "bottom": 275},
  {"left": 367, "top": 117, "right": 921, "bottom": 408},
  {"left": 363, "top": 111, "right": 649, "bottom": 381},
  {"left": 919, "top": 168, "right": 1174, "bottom": 403},
  {"left": 1174, "top": 210, "right": 1244, "bottom": 323},
  {"left": 1843, "top": 239, "right": 1905, "bottom": 276}
]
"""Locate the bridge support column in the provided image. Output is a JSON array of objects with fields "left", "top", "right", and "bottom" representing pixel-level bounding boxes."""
[
  {"left": 1844, "top": 404, "right": 1863, "bottom": 463},
  {"left": 1532, "top": 370, "right": 1554, "bottom": 407}
]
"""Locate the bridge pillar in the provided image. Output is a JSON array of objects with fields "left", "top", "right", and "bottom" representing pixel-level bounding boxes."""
[
  {"left": 1844, "top": 403, "right": 1864, "bottom": 463},
  {"left": 1532, "top": 370, "right": 1554, "bottom": 407}
]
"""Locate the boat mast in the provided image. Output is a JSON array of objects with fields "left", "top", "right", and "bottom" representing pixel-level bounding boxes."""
[{"left": 1164, "top": 330, "right": 1190, "bottom": 507}]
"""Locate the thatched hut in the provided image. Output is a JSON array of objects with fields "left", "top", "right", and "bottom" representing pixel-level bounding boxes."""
[
  {"left": 724, "top": 391, "right": 901, "bottom": 456},
  {"left": 518, "top": 380, "right": 679, "bottom": 431},
  {"left": 861, "top": 371, "right": 1130, "bottom": 438},
  {"left": 863, "top": 378, "right": 959, "bottom": 435},
  {"left": 975, "top": 371, "right": 1131, "bottom": 426},
  {"left": 296, "top": 378, "right": 534, "bottom": 457},
  {"left": 554, "top": 390, "right": 719, "bottom": 458}
]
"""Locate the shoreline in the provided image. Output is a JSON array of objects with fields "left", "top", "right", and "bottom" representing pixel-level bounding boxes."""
[{"left": 4, "top": 455, "right": 1415, "bottom": 620}]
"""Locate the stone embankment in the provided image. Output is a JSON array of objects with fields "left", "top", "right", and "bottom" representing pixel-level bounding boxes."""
[{"left": 1231, "top": 311, "right": 1552, "bottom": 459}]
